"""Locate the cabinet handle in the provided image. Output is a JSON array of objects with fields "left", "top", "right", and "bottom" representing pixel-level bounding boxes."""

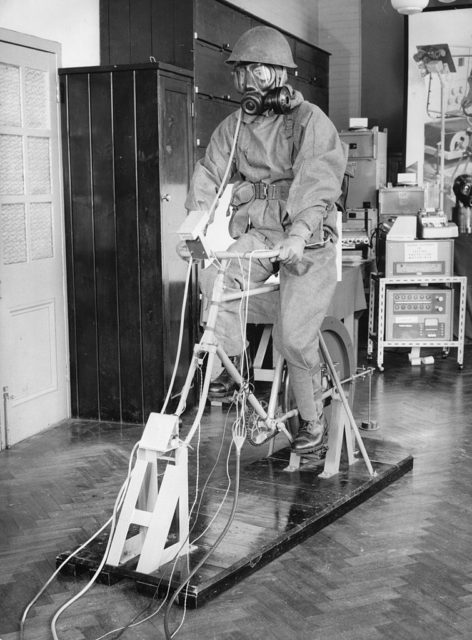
[{"left": 161, "top": 193, "right": 171, "bottom": 202}]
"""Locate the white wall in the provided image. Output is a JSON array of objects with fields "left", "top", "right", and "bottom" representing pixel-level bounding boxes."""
[
  {"left": 0, "top": 0, "right": 99, "bottom": 67},
  {"left": 318, "top": 0, "right": 362, "bottom": 131}
]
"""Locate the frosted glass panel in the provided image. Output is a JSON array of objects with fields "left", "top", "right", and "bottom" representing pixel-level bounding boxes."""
[
  {"left": 0, "top": 63, "right": 21, "bottom": 127},
  {"left": 30, "top": 202, "right": 53, "bottom": 260},
  {"left": 1, "top": 203, "right": 27, "bottom": 264},
  {"left": 0, "top": 134, "right": 24, "bottom": 195},
  {"left": 27, "top": 136, "right": 51, "bottom": 194},
  {"left": 24, "top": 67, "right": 49, "bottom": 129}
]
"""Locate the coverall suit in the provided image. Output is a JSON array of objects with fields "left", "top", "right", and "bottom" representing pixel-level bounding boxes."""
[{"left": 185, "top": 89, "right": 347, "bottom": 422}]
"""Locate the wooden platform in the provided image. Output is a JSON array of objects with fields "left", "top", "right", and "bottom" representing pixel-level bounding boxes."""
[{"left": 56, "top": 438, "right": 412, "bottom": 608}]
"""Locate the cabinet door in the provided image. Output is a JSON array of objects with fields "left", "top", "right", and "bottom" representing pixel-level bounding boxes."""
[
  {"left": 195, "top": 41, "right": 236, "bottom": 100},
  {"left": 295, "top": 41, "right": 329, "bottom": 89},
  {"left": 195, "top": 94, "right": 238, "bottom": 149},
  {"left": 157, "top": 71, "right": 196, "bottom": 404},
  {"left": 100, "top": 0, "right": 193, "bottom": 68},
  {"left": 291, "top": 76, "right": 329, "bottom": 114},
  {"left": 195, "top": 0, "right": 251, "bottom": 48}
]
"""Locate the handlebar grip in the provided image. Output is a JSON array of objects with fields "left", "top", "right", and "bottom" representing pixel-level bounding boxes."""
[{"left": 213, "top": 249, "right": 280, "bottom": 260}]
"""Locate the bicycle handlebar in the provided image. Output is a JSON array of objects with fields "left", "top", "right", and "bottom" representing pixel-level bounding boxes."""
[{"left": 212, "top": 249, "right": 280, "bottom": 260}]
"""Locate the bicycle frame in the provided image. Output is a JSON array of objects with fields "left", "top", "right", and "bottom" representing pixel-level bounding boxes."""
[{"left": 173, "top": 250, "right": 295, "bottom": 447}]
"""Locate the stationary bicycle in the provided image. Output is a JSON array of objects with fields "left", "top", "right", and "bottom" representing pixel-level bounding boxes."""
[{"left": 103, "top": 243, "right": 376, "bottom": 579}]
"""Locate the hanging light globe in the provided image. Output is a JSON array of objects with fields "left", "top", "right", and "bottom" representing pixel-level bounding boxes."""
[{"left": 391, "top": 0, "right": 429, "bottom": 15}]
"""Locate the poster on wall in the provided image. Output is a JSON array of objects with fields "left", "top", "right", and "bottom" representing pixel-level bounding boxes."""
[{"left": 406, "top": 7, "right": 472, "bottom": 216}]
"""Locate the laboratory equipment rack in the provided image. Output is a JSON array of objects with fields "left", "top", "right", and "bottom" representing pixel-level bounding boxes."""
[{"left": 367, "top": 274, "right": 467, "bottom": 371}]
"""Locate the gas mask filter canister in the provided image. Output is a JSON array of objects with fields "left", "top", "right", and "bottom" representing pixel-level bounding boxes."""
[{"left": 233, "top": 63, "right": 291, "bottom": 116}]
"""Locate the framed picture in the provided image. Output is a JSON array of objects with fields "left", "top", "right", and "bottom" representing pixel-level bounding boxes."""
[{"left": 405, "top": 6, "right": 472, "bottom": 215}]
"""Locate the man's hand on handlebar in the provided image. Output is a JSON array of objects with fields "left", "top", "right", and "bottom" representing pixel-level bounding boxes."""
[{"left": 272, "top": 236, "right": 305, "bottom": 265}]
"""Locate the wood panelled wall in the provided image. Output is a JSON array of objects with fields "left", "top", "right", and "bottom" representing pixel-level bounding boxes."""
[{"left": 99, "top": 0, "right": 194, "bottom": 70}]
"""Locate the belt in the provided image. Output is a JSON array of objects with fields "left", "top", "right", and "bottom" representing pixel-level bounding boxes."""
[{"left": 253, "top": 182, "right": 290, "bottom": 200}]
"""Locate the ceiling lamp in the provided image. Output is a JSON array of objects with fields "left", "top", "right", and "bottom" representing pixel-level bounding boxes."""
[{"left": 391, "top": 0, "right": 429, "bottom": 14}]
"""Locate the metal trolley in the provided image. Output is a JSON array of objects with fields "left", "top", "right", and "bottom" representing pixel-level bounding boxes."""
[{"left": 367, "top": 274, "right": 467, "bottom": 371}]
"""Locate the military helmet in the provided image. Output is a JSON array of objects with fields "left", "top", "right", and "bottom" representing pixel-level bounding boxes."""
[{"left": 226, "top": 26, "right": 297, "bottom": 69}]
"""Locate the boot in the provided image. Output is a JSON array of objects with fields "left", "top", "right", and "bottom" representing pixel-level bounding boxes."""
[
  {"left": 292, "top": 416, "right": 327, "bottom": 453},
  {"left": 208, "top": 352, "right": 252, "bottom": 398}
]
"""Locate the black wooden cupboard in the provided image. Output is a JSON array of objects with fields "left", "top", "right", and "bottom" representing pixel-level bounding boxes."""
[{"left": 60, "top": 63, "right": 197, "bottom": 423}]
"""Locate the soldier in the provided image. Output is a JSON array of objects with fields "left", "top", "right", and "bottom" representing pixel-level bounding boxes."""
[{"left": 184, "top": 26, "right": 346, "bottom": 453}]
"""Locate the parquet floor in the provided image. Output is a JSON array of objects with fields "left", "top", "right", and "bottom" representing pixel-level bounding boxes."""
[{"left": 1, "top": 341, "right": 472, "bottom": 640}]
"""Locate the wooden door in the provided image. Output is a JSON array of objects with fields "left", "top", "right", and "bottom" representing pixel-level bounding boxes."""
[
  {"left": 157, "top": 70, "right": 195, "bottom": 395},
  {"left": 0, "top": 31, "right": 69, "bottom": 448}
]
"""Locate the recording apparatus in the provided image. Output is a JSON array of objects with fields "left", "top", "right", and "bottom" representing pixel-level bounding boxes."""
[
  {"left": 178, "top": 209, "right": 212, "bottom": 259},
  {"left": 378, "top": 186, "right": 425, "bottom": 221},
  {"left": 341, "top": 205, "right": 377, "bottom": 259},
  {"left": 339, "top": 126, "right": 387, "bottom": 210},
  {"left": 385, "top": 288, "right": 453, "bottom": 341},
  {"left": 417, "top": 210, "right": 458, "bottom": 239},
  {"left": 385, "top": 238, "right": 454, "bottom": 277}
]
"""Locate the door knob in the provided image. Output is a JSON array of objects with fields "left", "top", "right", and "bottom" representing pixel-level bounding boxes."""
[{"left": 161, "top": 193, "right": 171, "bottom": 202}]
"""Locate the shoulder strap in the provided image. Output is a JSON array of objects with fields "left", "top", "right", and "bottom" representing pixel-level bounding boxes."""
[{"left": 284, "top": 103, "right": 304, "bottom": 162}]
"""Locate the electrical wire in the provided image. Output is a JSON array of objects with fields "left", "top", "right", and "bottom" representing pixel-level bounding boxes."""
[
  {"left": 20, "top": 441, "right": 139, "bottom": 640},
  {"left": 95, "top": 408, "right": 237, "bottom": 640},
  {"left": 207, "top": 109, "right": 243, "bottom": 223},
  {"left": 93, "top": 369, "right": 236, "bottom": 640},
  {"left": 163, "top": 431, "right": 244, "bottom": 640},
  {"left": 23, "top": 108, "right": 245, "bottom": 640},
  {"left": 161, "top": 256, "right": 194, "bottom": 414}
]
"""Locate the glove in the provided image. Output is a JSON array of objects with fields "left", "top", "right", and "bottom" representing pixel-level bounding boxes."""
[
  {"left": 176, "top": 240, "right": 192, "bottom": 262},
  {"left": 272, "top": 236, "right": 305, "bottom": 265}
]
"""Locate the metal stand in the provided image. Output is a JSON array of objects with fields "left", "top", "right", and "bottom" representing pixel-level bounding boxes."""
[
  {"left": 106, "top": 414, "right": 190, "bottom": 574},
  {"left": 368, "top": 274, "right": 467, "bottom": 371},
  {"left": 285, "top": 333, "right": 376, "bottom": 478}
]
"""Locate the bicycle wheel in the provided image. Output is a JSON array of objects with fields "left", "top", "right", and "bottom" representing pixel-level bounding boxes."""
[{"left": 282, "top": 316, "right": 355, "bottom": 433}]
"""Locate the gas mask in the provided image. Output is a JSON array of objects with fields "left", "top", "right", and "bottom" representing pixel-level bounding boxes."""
[
  {"left": 232, "top": 63, "right": 291, "bottom": 116},
  {"left": 453, "top": 174, "right": 472, "bottom": 208}
]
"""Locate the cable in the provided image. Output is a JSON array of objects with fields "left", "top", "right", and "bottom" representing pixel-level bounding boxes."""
[
  {"left": 163, "top": 425, "right": 245, "bottom": 640},
  {"left": 93, "top": 369, "right": 236, "bottom": 640},
  {"left": 161, "top": 256, "right": 194, "bottom": 413},
  {"left": 50, "top": 441, "right": 142, "bottom": 640},
  {"left": 207, "top": 109, "right": 242, "bottom": 222},
  {"left": 20, "top": 441, "right": 139, "bottom": 640}
]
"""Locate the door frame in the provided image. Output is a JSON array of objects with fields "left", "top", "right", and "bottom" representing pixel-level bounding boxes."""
[{"left": 0, "top": 27, "right": 70, "bottom": 448}]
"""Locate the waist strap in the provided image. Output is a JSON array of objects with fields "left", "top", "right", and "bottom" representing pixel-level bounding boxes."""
[{"left": 253, "top": 182, "right": 291, "bottom": 200}]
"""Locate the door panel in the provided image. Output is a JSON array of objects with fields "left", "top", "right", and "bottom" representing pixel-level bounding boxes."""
[
  {"left": 158, "top": 72, "right": 195, "bottom": 396},
  {"left": 0, "top": 34, "right": 69, "bottom": 447}
]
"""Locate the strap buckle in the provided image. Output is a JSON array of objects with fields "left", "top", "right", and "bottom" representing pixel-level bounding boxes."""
[{"left": 254, "top": 182, "right": 269, "bottom": 199}]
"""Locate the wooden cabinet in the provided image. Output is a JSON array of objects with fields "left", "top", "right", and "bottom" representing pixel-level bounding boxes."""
[{"left": 59, "top": 63, "right": 197, "bottom": 423}]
